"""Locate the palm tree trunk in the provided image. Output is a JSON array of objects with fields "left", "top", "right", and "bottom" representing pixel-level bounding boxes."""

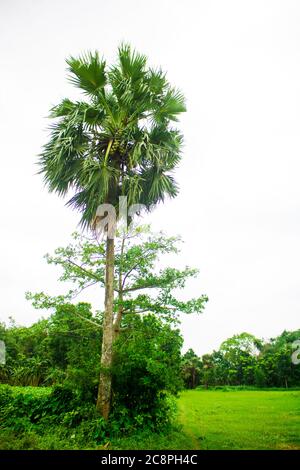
[{"left": 96, "top": 235, "right": 115, "bottom": 419}]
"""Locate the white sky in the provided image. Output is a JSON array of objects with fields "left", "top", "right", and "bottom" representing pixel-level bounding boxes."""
[{"left": 0, "top": 0, "right": 299, "bottom": 355}]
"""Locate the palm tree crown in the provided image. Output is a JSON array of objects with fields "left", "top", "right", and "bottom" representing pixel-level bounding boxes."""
[{"left": 39, "top": 44, "right": 186, "bottom": 228}]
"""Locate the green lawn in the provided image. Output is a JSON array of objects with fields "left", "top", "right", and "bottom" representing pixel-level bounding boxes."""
[{"left": 177, "top": 389, "right": 300, "bottom": 450}]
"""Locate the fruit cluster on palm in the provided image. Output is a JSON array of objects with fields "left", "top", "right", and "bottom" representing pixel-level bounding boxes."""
[{"left": 39, "top": 44, "right": 186, "bottom": 419}]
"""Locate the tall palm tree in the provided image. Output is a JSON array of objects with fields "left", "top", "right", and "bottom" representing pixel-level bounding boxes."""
[{"left": 39, "top": 44, "right": 186, "bottom": 419}]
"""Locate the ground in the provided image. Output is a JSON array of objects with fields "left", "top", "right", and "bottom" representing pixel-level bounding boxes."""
[{"left": 0, "top": 387, "right": 299, "bottom": 450}]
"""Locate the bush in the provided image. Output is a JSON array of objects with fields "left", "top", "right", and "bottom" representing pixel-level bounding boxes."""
[
  {"left": 111, "top": 315, "right": 183, "bottom": 433},
  {"left": 0, "top": 384, "right": 13, "bottom": 408},
  {"left": 0, "top": 383, "right": 110, "bottom": 449},
  {"left": 0, "top": 384, "right": 83, "bottom": 425}
]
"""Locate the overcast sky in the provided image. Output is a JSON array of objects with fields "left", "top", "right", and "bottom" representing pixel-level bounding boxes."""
[{"left": 0, "top": 0, "right": 299, "bottom": 355}]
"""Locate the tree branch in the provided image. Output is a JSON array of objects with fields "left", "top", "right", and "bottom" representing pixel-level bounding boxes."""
[
  {"left": 71, "top": 310, "right": 101, "bottom": 329},
  {"left": 66, "top": 258, "right": 102, "bottom": 282}
]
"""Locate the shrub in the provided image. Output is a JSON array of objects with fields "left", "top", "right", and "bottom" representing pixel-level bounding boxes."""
[
  {"left": 111, "top": 315, "right": 183, "bottom": 433},
  {"left": 0, "top": 384, "right": 82, "bottom": 425}
]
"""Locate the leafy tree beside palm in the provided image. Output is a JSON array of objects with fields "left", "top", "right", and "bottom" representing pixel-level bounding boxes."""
[
  {"left": 25, "top": 227, "right": 207, "bottom": 424},
  {"left": 39, "top": 44, "right": 186, "bottom": 418}
]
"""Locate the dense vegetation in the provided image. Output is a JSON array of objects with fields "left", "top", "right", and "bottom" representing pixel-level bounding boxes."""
[
  {"left": 0, "top": 315, "right": 184, "bottom": 448},
  {"left": 1, "top": 308, "right": 299, "bottom": 449},
  {"left": 2, "top": 317, "right": 299, "bottom": 393},
  {"left": 0, "top": 228, "right": 208, "bottom": 446},
  {"left": 0, "top": 310, "right": 183, "bottom": 433},
  {"left": 0, "top": 231, "right": 298, "bottom": 448},
  {"left": 1, "top": 386, "right": 299, "bottom": 450},
  {"left": 1, "top": 305, "right": 299, "bottom": 449},
  {"left": 182, "top": 331, "right": 300, "bottom": 389}
]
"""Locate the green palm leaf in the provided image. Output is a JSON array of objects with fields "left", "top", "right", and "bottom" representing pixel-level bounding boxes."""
[{"left": 66, "top": 51, "right": 106, "bottom": 97}]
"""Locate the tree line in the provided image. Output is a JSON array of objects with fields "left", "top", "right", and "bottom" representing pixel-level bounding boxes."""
[
  {"left": 1, "top": 315, "right": 299, "bottom": 393},
  {"left": 182, "top": 330, "right": 300, "bottom": 389}
]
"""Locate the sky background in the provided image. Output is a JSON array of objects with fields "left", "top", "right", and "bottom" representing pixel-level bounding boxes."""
[{"left": 0, "top": 0, "right": 299, "bottom": 355}]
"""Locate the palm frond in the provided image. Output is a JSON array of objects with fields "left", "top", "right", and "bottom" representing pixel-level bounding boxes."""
[
  {"left": 139, "top": 167, "right": 179, "bottom": 207},
  {"left": 49, "top": 98, "right": 76, "bottom": 117},
  {"left": 39, "top": 118, "right": 88, "bottom": 196},
  {"left": 50, "top": 99, "right": 106, "bottom": 130},
  {"left": 153, "top": 88, "right": 186, "bottom": 123},
  {"left": 118, "top": 43, "right": 147, "bottom": 82},
  {"left": 146, "top": 68, "right": 167, "bottom": 96},
  {"left": 66, "top": 51, "right": 107, "bottom": 96}
]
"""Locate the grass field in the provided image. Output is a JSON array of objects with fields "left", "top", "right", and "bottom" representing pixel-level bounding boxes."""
[
  {"left": 176, "top": 389, "right": 300, "bottom": 450},
  {"left": 0, "top": 387, "right": 299, "bottom": 450}
]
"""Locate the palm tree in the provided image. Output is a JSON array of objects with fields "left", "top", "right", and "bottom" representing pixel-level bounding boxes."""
[{"left": 39, "top": 44, "right": 186, "bottom": 419}]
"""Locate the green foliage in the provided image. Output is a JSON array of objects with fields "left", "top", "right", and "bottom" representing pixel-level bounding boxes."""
[
  {"left": 0, "top": 384, "right": 105, "bottom": 449},
  {"left": 0, "top": 303, "right": 102, "bottom": 397},
  {"left": 258, "top": 330, "right": 300, "bottom": 387},
  {"left": 39, "top": 44, "right": 186, "bottom": 228},
  {"left": 26, "top": 227, "right": 208, "bottom": 323},
  {"left": 111, "top": 314, "right": 183, "bottom": 432},
  {"left": 0, "top": 319, "right": 50, "bottom": 386},
  {"left": 0, "top": 314, "right": 184, "bottom": 444},
  {"left": 0, "top": 383, "right": 99, "bottom": 439},
  {"left": 1, "top": 386, "right": 299, "bottom": 450},
  {"left": 0, "top": 380, "right": 178, "bottom": 449},
  {"left": 0, "top": 228, "right": 208, "bottom": 443},
  {"left": 181, "top": 330, "right": 300, "bottom": 388},
  {"left": 181, "top": 349, "right": 202, "bottom": 389}
]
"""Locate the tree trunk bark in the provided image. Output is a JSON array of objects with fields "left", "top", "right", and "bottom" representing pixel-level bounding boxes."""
[
  {"left": 192, "top": 369, "right": 195, "bottom": 389},
  {"left": 113, "top": 234, "right": 125, "bottom": 338},
  {"left": 96, "top": 236, "right": 115, "bottom": 419}
]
